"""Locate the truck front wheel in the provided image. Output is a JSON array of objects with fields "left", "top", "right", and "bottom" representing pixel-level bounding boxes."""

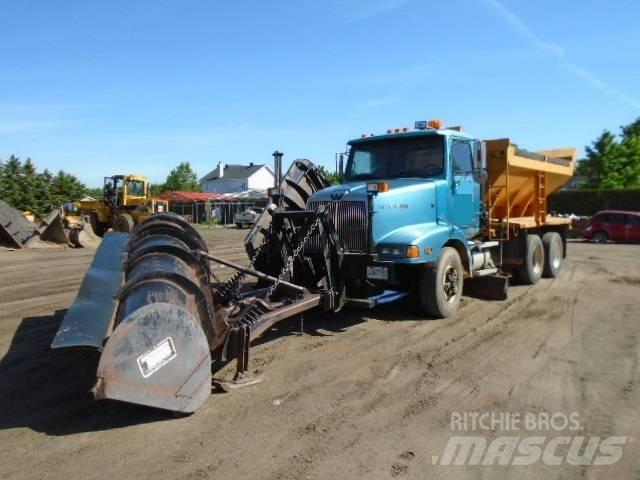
[
  {"left": 420, "top": 247, "right": 464, "bottom": 319},
  {"left": 517, "top": 234, "right": 544, "bottom": 285},
  {"left": 542, "top": 232, "right": 563, "bottom": 278}
]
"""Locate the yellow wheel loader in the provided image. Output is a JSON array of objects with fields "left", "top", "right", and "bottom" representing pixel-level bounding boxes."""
[{"left": 80, "top": 174, "right": 169, "bottom": 235}]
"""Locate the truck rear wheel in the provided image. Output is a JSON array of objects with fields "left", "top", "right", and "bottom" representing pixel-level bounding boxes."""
[
  {"left": 517, "top": 234, "right": 544, "bottom": 285},
  {"left": 420, "top": 247, "right": 464, "bottom": 318},
  {"left": 114, "top": 214, "right": 134, "bottom": 233},
  {"left": 542, "top": 232, "right": 563, "bottom": 278}
]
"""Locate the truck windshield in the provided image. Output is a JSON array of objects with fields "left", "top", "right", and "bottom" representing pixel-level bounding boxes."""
[{"left": 345, "top": 136, "right": 444, "bottom": 181}]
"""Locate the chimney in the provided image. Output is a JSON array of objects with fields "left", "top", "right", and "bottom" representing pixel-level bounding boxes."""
[{"left": 218, "top": 161, "right": 224, "bottom": 178}]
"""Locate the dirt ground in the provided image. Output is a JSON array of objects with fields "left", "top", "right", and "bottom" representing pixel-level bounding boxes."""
[{"left": 0, "top": 228, "right": 638, "bottom": 479}]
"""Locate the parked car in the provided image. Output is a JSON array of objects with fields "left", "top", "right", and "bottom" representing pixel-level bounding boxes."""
[
  {"left": 233, "top": 207, "right": 264, "bottom": 229},
  {"left": 582, "top": 210, "right": 640, "bottom": 243}
]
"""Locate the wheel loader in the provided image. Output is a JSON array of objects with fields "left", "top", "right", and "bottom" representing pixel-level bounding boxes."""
[
  {"left": 52, "top": 121, "right": 575, "bottom": 415},
  {"left": 80, "top": 174, "right": 169, "bottom": 235}
]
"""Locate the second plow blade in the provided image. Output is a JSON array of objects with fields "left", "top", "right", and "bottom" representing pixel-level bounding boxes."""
[{"left": 94, "top": 303, "right": 211, "bottom": 414}]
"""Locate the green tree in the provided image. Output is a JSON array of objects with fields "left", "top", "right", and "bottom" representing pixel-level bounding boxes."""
[
  {"left": 149, "top": 183, "right": 166, "bottom": 196},
  {"left": 163, "top": 162, "right": 200, "bottom": 192},
  {"left": 318, "top": 165, "right": 342, "bottom": 185},
  {"left": 85, "top": 186, "right": 104, "bottom": 200},
  {"left": 578, "top": 117, "right": 640, "bottom": 189},
  {"left": 16, "top": 158, "right": 39, "bottom": 213},
  {"left": 0, "top": 155, "right": 24, "bottom": 208},
  {"left": 33, "top": 169, "right": 54, "bottom": 215},
  {"left": 49, "top": 170, "right": 87, "bottom": 204}
]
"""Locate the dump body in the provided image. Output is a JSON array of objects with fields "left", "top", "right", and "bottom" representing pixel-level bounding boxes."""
[{"left": 484, "top": 139, "right": 576, "bottom": 234}]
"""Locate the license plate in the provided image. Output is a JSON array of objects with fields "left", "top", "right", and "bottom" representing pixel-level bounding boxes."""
[{"left": 367, "top": 266, "right": 389, "bottom": 280}]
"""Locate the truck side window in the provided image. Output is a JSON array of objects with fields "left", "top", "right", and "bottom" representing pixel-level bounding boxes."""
[{"left": 452, "top": 142, "right": 473, "bottom": 173}]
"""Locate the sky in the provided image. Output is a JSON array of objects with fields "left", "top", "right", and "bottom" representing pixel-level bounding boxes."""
[{"left": 1, "top": 0, "right": 639, "bottom": 187}]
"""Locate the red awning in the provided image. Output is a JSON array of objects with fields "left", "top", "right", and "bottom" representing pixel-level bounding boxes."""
[{"left": 157, "top": 191, "right": 228, "bottom": 202}]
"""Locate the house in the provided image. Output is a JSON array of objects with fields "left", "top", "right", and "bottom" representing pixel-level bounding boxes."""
[{"left": 200, "top": 162, "right": 275, "bottom": 194}]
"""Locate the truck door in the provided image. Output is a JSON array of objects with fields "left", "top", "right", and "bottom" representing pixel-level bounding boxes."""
[{"left": 448, "top": 139, "right": 480, "bottom": 237}]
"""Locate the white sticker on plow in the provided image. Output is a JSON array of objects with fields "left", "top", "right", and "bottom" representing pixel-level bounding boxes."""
[{"left": 137, "top": 337, "right": 177, "bottom": 378}]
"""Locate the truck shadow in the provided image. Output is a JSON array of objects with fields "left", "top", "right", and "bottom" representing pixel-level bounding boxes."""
[{"left": 0, "top": 310, "right": 170, "bottom": 436}]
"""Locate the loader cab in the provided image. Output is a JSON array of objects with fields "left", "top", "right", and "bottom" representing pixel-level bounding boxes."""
[{"left": 103, "top": 175, "right": 149, "bottom": 208}]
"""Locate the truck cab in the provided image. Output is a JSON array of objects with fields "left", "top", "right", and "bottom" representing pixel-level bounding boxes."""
[
  {"left": 305, "top": 122, "right": 483, "bottom": 309},
  {"left": 304, "top": 120, "right": 574, "bottom": 317}
]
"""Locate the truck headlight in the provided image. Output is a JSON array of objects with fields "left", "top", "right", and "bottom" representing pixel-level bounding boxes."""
[{"left": 378, "top": 245, "right": 420, "bottom": 258}]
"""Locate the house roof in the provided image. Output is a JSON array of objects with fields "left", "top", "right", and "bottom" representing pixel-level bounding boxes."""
[{"left": 200, "top": 164, "right": 272, "bottom": 182}]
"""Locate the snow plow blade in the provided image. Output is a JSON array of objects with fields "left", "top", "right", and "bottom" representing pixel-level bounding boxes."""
[
  {"left": 51, "top": 232, "right": 129, "bottom": 348},
  {"left": 52, "top": 214, "right": 218, "bottom": 414}
]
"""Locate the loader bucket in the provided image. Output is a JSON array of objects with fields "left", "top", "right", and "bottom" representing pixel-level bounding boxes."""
[
  {"left": 38, "top": 209, "right": 70, "bottom": 245},
  {"left": 52, "top": 213, "right": 220, "bottom": 414}
]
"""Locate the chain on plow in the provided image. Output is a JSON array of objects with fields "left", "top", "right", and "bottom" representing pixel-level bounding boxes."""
[{"left": 267, "top": 218, "right": 319, "bottom": 298}]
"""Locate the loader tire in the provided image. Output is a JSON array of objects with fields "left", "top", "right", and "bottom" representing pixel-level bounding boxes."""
[
  {"left": 420, "top": 247, "right": 463, "bottom": 319},
  {"left": 114, "top": 213, "right": 134, "bottom": 233},
  {"left": 89, "top": 212, "right": 107, "bottom": 237},
  {"left": 542, "top": 232, "right": 563, "bottom": 278},
  {"left": 516, "top": 234, "right": 544, "bottom": 285}
]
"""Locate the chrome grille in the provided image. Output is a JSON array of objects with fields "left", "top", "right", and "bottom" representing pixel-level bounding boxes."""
[{"left": 306, "top": 200, "right": 368, "bottom": 253}]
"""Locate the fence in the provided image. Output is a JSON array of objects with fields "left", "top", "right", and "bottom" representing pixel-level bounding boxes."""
[
  {"left": 168, "top": 200, "right": 264, "bottom": 224},
  {"left": 549, "top": 189, "right": 640, "bottom": 216}
]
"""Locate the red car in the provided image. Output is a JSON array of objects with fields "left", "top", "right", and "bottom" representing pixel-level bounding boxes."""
[{"left": 583, "top": 210, "right": 640, "bottom": 243}]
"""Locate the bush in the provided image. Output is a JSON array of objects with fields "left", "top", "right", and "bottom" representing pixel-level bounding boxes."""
[{"left": 549, "top": 189, "right": 640, "bottom": 215}]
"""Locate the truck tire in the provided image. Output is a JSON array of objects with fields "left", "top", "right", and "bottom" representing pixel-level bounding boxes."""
[
  {"left": 542, "top": 232, "right": 563, "bottom": 278},
  {"left": 593, "top": 231, "right": 608, "bottom": 243},
  {"left": 89, "top": 212, "right": 106, "bottom": 237},
  {"left": 517, "top": 234, "right": 544, "bottom": 285},
  {"left": 420, "top": 247, "right": 464, "bottom": 318},
  {"left": 114, "top": 213, "right": 134, "bottom": 233}
]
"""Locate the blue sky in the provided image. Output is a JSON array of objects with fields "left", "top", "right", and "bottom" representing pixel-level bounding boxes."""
[{"left": 1, "top": 0, "right": 639, "bottom": 187}]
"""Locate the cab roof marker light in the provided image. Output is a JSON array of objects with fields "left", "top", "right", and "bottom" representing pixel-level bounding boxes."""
[
  {"left": 415, "top": 120, "right": 427, "bottom": 130},
  {"left": 427, "top": 119, "right": 444, "bottom": 129}
]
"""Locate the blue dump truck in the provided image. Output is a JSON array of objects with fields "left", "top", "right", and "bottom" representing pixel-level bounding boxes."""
[{"left": 52, "top": 120, "right": 576, "bottom": 413}]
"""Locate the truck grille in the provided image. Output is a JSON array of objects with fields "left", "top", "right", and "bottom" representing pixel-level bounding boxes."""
[{"left": 306, "top": 200, "right": 368, "bottom": 253}]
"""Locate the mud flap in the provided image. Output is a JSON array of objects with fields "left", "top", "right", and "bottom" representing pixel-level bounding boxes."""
[{"left": 95, "top": 303, "right": 212, "bottom": 414}]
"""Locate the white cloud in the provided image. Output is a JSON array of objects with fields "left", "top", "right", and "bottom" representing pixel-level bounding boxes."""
[{"left": 480, "top": 0, "right": 640, "bottom": 109}]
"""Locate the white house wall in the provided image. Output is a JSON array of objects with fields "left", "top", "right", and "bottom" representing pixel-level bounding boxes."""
[{"left": 248, "top": 166, "right": 274, "bottom": 190}]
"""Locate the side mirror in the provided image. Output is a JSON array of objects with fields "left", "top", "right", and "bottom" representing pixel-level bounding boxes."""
[
  {"left": 476, "top": 141, "right": 487, "bottom": 171},
  {"left": 473, "top": 141, "right": 488, "bottom": 184}
]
